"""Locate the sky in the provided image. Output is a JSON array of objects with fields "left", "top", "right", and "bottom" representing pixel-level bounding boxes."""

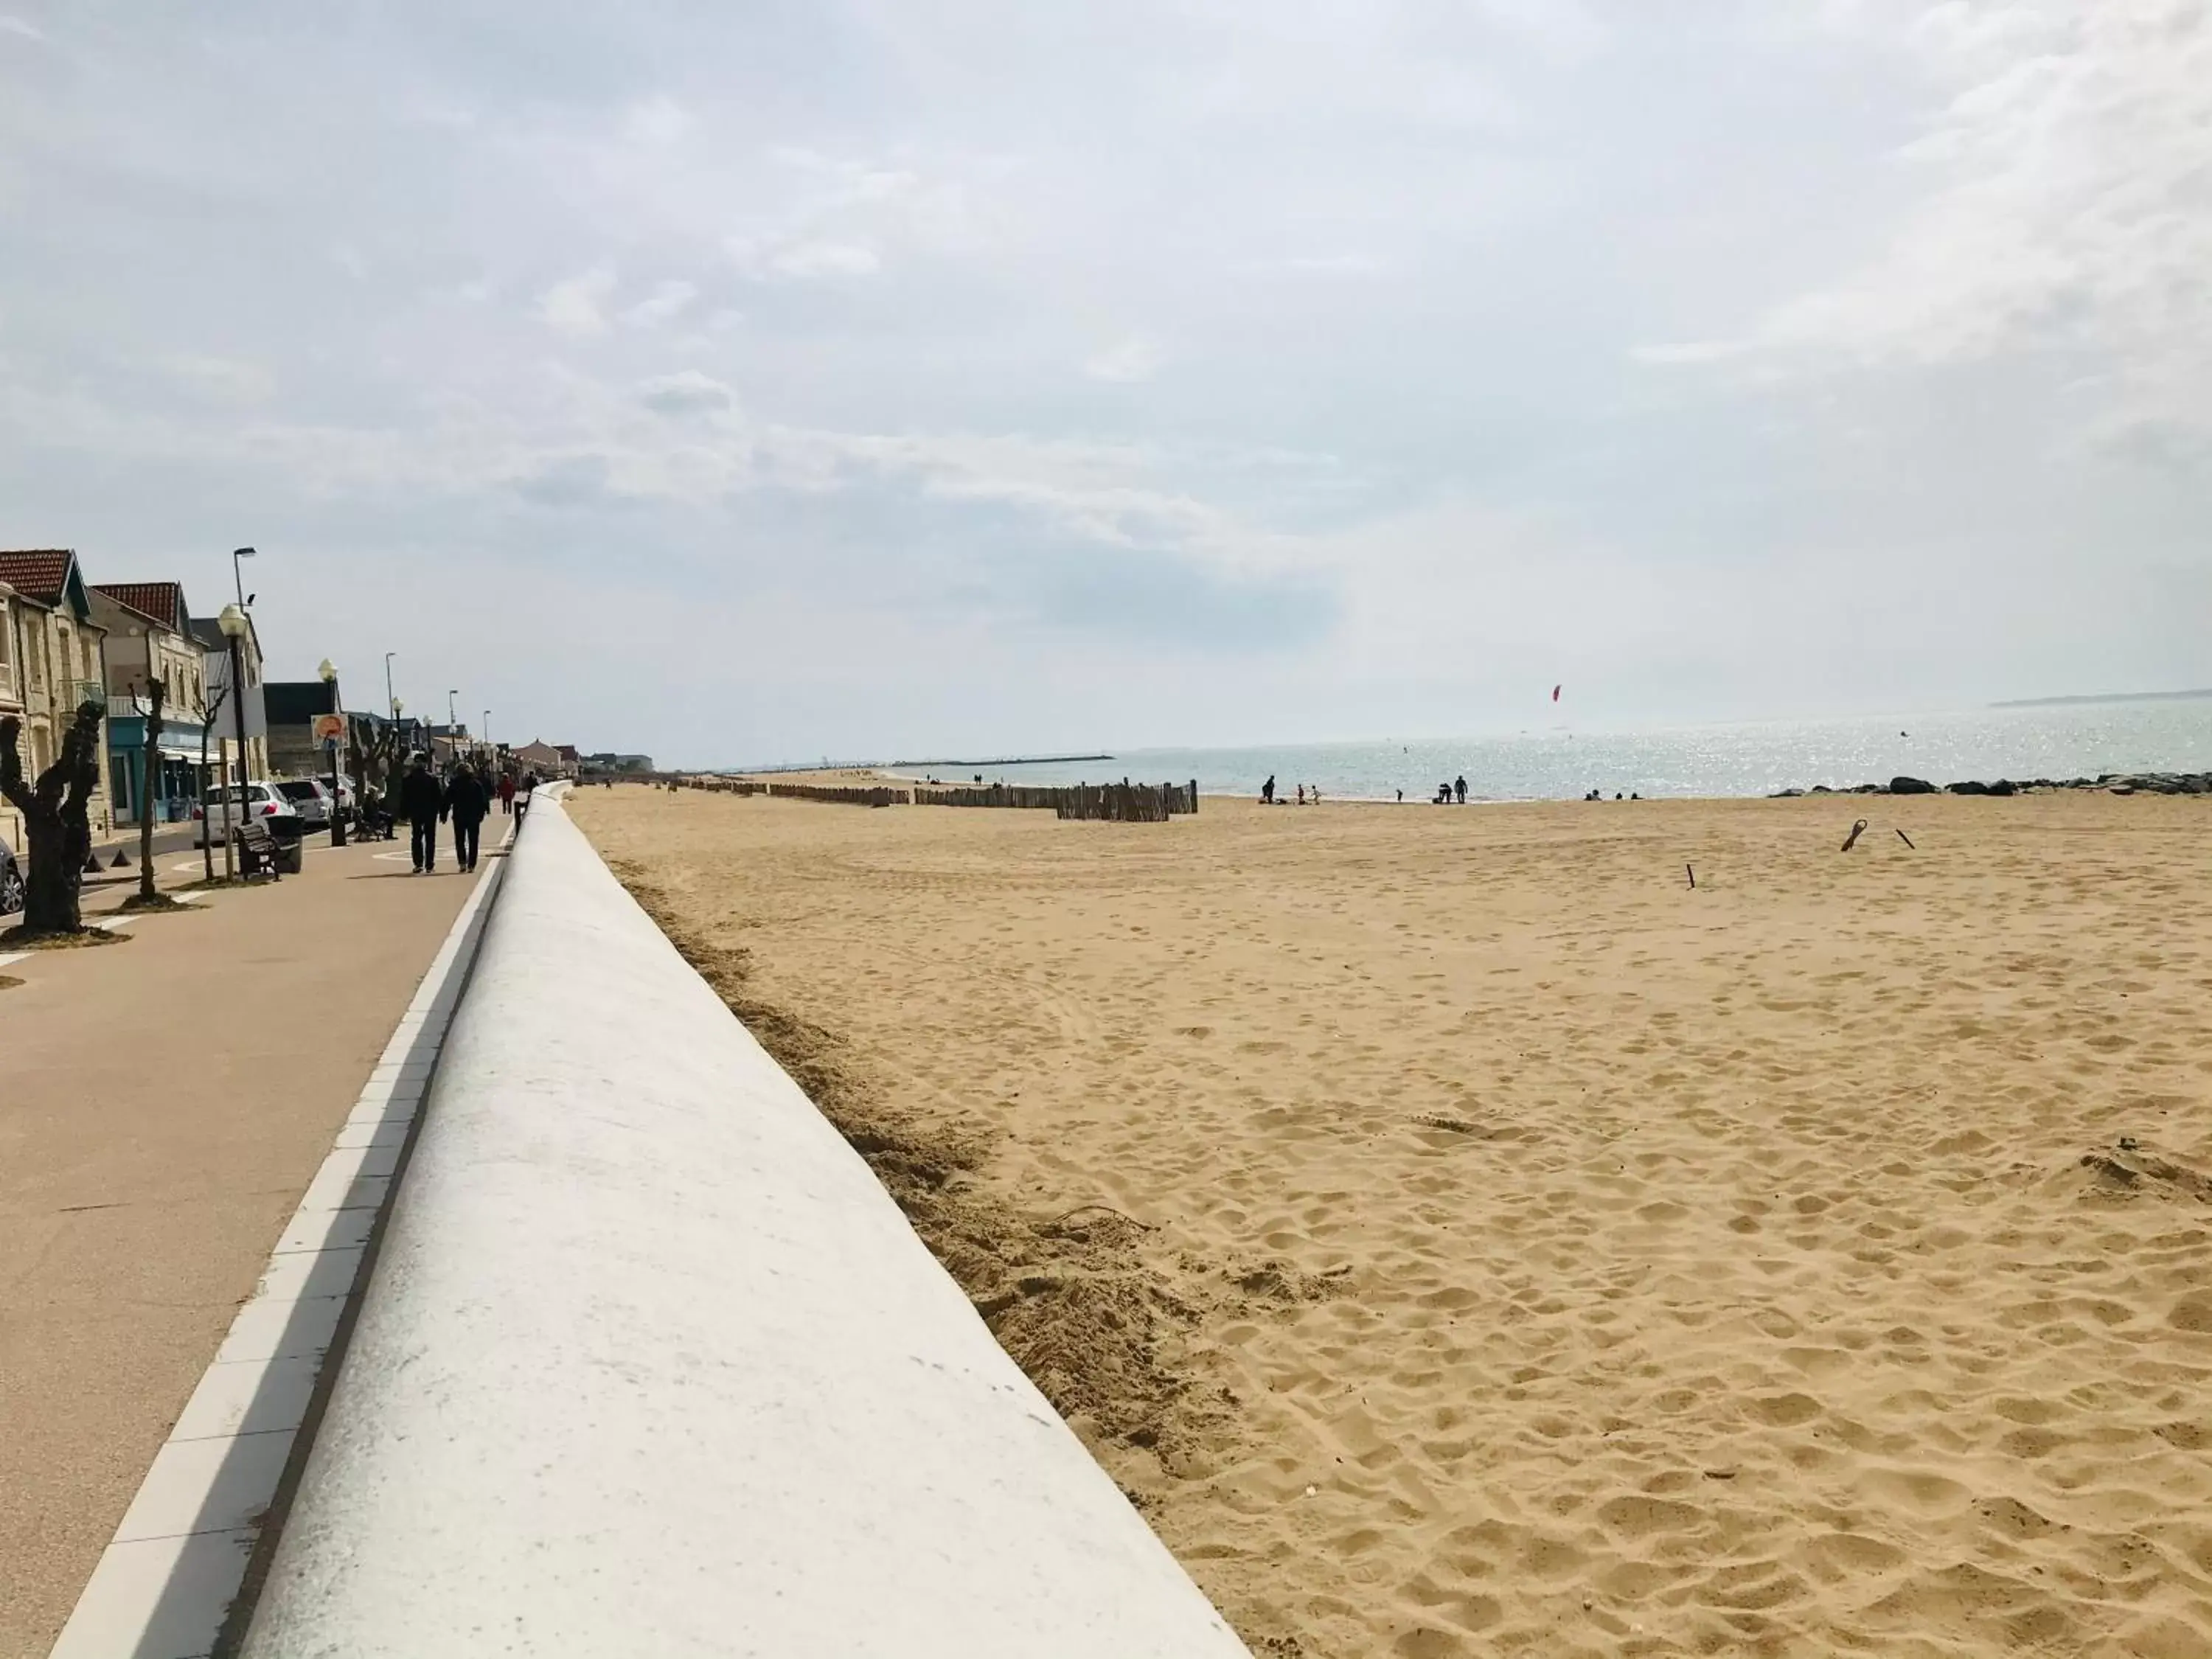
[{"left": 1, "top": 1, "right": 2206, "bottom": 766}]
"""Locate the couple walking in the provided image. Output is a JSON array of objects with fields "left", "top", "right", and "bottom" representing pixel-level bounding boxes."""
[{"left": 397, "top": 754, "right": 493, "bottom": 874}]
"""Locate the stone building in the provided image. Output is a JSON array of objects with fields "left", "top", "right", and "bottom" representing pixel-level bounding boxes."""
[
  {"left": 0, "top": 549, "right": 114, "bottom": 846},
  {"left": 88, "top": 580, "right": 245, "bottom": 824}
]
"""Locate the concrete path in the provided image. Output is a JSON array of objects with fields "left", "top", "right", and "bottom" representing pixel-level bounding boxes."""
[{"left": 0, "top": 833, "right": 490, "bottom": 1657}]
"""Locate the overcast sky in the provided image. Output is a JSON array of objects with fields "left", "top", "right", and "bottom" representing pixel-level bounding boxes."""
[{"left": 2, "top": 2, "right": 2205, "bottom": 764}]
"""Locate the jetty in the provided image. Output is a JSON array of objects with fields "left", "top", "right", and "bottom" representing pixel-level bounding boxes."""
[{"left": 891, "top": 751, "right": 1112, "bottom": 768}]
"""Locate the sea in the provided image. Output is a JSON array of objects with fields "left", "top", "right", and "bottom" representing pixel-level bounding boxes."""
[{"left": 880, "top": 700, "right": 2212, "bottom": 803}]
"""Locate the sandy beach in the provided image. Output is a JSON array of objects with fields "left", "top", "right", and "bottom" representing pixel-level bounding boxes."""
[{"left": 571, "top": 785, "right": 2212, "bottom": 1659}]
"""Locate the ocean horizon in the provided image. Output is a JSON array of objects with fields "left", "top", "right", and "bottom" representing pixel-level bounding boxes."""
[{"left": 731, "top": 698, "right": 2212, "bottom": 803}]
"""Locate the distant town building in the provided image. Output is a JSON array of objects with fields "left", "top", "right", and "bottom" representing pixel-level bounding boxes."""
[
  {"left": 509, "top": 739, "right": 567, "bottom": 777},
  {"left": 265, "top": 680, "right": 348, "bottom": 779},
  {"left": 581, "top": 751, "right": 656, "bottom": 775}
]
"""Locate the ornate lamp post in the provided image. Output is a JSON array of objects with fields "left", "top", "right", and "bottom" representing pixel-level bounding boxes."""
[
  {"left": 217, "top": 602, "right": 250, "bottom": 876},
  {"left": 319, "top": 658, "right": 347, "bottom": 847}
]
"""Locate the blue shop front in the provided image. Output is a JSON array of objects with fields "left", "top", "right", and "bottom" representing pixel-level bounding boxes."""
[{"left": 106, "top": 712, "right": 217, "bottom": 824}]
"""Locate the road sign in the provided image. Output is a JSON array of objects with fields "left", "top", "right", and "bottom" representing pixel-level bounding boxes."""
[{"left": 311, "top": 713, "right": 347, "bottom": 744}]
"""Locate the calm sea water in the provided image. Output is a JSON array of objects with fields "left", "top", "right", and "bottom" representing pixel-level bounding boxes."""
[{"left": 886, "top": 701, "right": 2212, "bottom": 802}]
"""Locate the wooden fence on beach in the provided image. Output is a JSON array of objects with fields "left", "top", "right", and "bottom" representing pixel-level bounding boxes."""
[
  {"left": 763, "top": 782, "right": 907, "bottom": 807},
  {"left": 914, "top": 779, "right": 1198, "bottom": 820}
]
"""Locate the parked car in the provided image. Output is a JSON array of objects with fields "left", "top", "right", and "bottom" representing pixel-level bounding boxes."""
[
  {"left": 192, "top": 783, "right": 305, "bottom": 847},
  {"left": 275, "top": 779, "right": 334, "bottom": 827},
  {"left": 1, "top": 832, "right": 22, "bottom": 915}
]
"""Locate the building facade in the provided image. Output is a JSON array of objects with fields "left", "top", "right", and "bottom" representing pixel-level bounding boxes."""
[
  {"left": 265, "top": 679, "right": 348, "bottom": 779},
  {"left": 189, "top": 613, "right": 270, "bottom": 790},
  {"left": 1, "top": 549, "right": 114, "bottom": 846},
  {"left": 88, "top": 581, "right": 229, "bottom": 825}
]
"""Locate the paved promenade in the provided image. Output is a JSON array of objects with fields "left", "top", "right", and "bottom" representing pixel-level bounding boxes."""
[{"left": 0, "top": 834, "right": 488, "bottom": 1656}]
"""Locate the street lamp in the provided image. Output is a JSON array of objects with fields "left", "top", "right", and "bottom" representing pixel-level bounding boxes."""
[
  {"left": 448, "top": 689, "right": 459, "bottom": 735},
  {"left": 218, "top": 602, "right": 251, "bottom": 876},
  {"left": 384, "top": 651, "right": 397, "bottom": 720},
  {"left": 482, "top": 710, "right": 491, "bottom": 758},
  {"left": 319, "top": 658, "right": 347, "bottom": 847},
  {"left": 232, "top": 546, "right": 257, "bottom": 611}
]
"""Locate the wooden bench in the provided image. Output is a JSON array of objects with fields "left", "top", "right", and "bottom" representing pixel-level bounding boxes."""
[{"left": 233, "top": 820, "right": 293, "bottom": 880}]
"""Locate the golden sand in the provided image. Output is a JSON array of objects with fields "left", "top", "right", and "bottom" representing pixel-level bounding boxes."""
[{"left": 573, "top": 785, "right": 2212, "bottom": 1659}]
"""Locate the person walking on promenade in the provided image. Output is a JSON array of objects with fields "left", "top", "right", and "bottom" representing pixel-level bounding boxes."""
[
  {"left": 497, "top": 771, "right": 516, "bottom": 815},
  {"left": 400, "top": 754, "right": 447, "bottom": 874},
  {"left": 447, "top": 762, "right": 490, "bottom": 873}
]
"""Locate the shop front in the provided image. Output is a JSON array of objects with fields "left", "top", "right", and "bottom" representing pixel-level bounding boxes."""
[{"left": 105, "top": 713, "right": 217, "bottom": 824}]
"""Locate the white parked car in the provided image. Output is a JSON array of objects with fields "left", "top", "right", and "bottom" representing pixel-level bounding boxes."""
[
  {"left": 192, "top": 782, "right": 304, "bottom": 847},
  {"left": 274, "top": 779, "right": 335, "bottom": 827}
]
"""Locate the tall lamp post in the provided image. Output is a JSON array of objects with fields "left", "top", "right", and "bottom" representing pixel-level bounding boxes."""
[
  {"left": 385, "top": 652, "right": 397, "bottom": 720},
  {"left": 482, "top": 710, "right": 492, "bottom": 762},
  {"left": 448, "top": 689, "right": 459, "bottom": 744},
  {"left": 232, "top": 546, "right": 257, "bottom": 610},
  {"left": 218, "top": 603, "right": 251, "bottom": 874},
  {"left": 319, "top": 658, "right": 347, "bottom": 847}
]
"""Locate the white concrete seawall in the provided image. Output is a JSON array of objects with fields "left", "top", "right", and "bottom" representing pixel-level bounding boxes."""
[{"left": 240, "top": 792, "right": 1251, "bottom": 1657}]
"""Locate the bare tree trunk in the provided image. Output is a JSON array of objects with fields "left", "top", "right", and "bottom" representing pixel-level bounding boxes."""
[
  {"left": 138, "top": 679, "right": 164, "bottom": 903},
  {"left": 1, "top": 700, "right": 107, "bottom": 935}
]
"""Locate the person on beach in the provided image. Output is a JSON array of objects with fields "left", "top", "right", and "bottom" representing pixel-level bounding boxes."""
[
  {"left": 399, "top": 754, "right": 447, "bottom": 874},
  {"left": 1295, "top": 783, "right": 1305, "bottom": 806},
  {"left": 1454, "top": 775, "right": 1468, "bottom": 804},
  {"left": 1262, "top": 774, "right": 1276, "bottom": 804},
  {"left": 447, "top": 763, "right": 490, "bottom": 873}
]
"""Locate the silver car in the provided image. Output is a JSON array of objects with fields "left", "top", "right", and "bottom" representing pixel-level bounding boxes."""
[{"left": 275, "top": 779, "right": 334, "bottom": 827}]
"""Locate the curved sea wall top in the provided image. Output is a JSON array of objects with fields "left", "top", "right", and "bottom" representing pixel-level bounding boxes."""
[{"left": 241, "top": 792, "right": 1250, "bottom": 1657}]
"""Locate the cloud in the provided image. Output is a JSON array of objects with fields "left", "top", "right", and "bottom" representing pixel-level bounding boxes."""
[
  {"left": 1, "top": 1, "right": 2206, "bottom": 764},
  {"left": 619, "top": 279, "right": 698, "bottom": 328},
  {"left": 1276, "top": 254, "right": 1386, "bottom": 276},
  {"left": 1631, "top": 340, "right": 1751, "bottom": 366},
  {"left": 1725, "top": 1, "right": 2212, "bottom": 447},
  {"left": 1011, "top": 545, "right": 1340, "bottom": 650},
  {"left": 638, "top": 370, "right": 734, "bottom": 417},
  {"left": 535, "top": 269, "right": 617, "bottom": 337},
  {"left": 625, "top": 95, "right": 691, "bottom": 146},
  {"left": 729, "top": 236, "right": 880, "bottom": 280},
  {"left": 1084, "top": 335, "right": 1164, "bottom": 383},
  {"left": 0, "top": 15, "right": 46, "bottom": 42},
  {"left": 163, "top": 354, "right": 275, "bottom": 404}
]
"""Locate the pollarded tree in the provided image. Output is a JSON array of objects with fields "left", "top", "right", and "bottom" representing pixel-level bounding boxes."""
[{"left": 0, "top": 699, "right": 107, "bottom": 936}]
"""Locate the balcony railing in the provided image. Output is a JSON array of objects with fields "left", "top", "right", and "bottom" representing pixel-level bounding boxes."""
[{"left": 74, "top": 680, "right": 108, "bottom": 713}]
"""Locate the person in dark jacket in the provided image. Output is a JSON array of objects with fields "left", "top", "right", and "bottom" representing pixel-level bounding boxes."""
[
  {"left": 398, "top": 754, "right": 447, "bottom": 873},
  {"left": 446, "top": 764, "right": 490, "bottom": 872}
]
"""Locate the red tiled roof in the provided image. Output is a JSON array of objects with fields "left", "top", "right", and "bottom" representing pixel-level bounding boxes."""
[
  {"left": 0, "top": 549, "right": 74, "bottom": 604},
  {"left": 92, "top": 580, "right": 186, "bottom": 630}
]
